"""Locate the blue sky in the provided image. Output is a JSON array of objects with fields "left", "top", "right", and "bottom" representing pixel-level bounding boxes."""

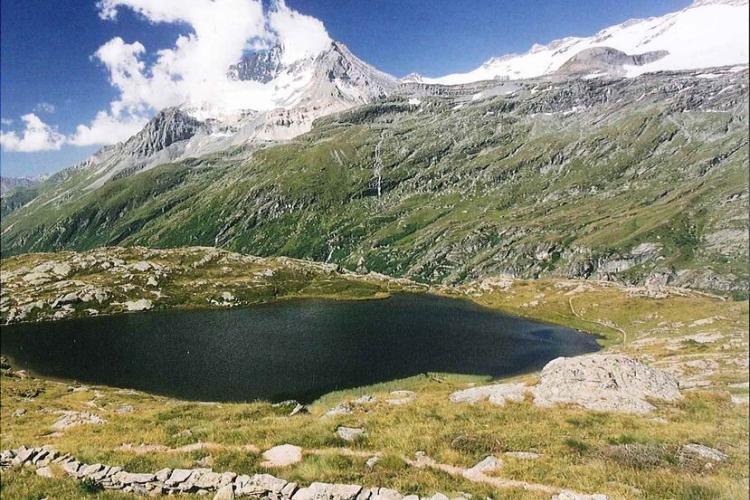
[{"left": 1, "top": 0, "right": 690, "bottom": 177}]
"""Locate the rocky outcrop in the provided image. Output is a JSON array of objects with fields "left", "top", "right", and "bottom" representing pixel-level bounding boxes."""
[
  {"left": 449, "top": 383, "right": 527, "bottom": 406},
  {"left": 556, "top": 47, "right": 669, "bottom": 77},
  {"left": 531, "top": 354, "right": 682, "bottom": 414},
  {"left": 450, "top": 354, "right": 682, "bottom": 414},
  {"left": 0, "top": 446, "right": 454, "bottom": 499}
]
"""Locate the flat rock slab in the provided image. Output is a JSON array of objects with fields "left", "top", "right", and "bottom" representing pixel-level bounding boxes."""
[
  {"left": 680, "top": 444, "right": 728, "bottom": 462},
  {"left": 385, "top": 391, "right": 416, "bottom": 405},
  {"left": 292, "top": 482, "right": 361, "bottom": 500},
  {"left": 261, "top": 444, "right": 303, "bottom": 468},
  {"left": 51, "top": 411, "right": 105, "bottom": 431},
  {"left": 532, "top": 353, "right": 681, "bottom": 414},
  {"left": 449, "top": 383, "right": 527, "bottom": 406}
]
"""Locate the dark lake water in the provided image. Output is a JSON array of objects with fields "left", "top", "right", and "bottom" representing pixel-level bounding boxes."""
[{"left": 0, "top": 293, "right": 599, "bottom": 403}]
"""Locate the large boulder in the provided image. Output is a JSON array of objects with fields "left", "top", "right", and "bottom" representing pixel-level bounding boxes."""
[
  {"left": 532, "top": 354, "right": 681, "bottom": 414},
  {"left": 260, "top": 444, "right": 302, "bottom": 468},
  {"left": 449, "top": 383, "right": 527, "bottom": 406}
]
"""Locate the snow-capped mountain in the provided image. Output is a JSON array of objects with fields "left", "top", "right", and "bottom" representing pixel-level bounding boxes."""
[
  {"left": 72, "top": 41, "right": 398, "bottom": 190},
  {"left": 418, "top": 0, "right": 749, "bottom": 84}
]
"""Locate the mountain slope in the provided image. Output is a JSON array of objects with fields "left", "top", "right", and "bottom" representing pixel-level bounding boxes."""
[
  {"left": 3, "top": 67, "right": 747, "bottom": 293},
  {"left": 419, "top": 0, "right": 749, "bottom": 84}
]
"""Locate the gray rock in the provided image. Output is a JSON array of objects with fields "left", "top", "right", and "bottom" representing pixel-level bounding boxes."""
[
  {"left": 36, "top": 466, "right": 55, "bottom": 478},
  {"left": 552, "top": 491, "right": 609, "bottom": 500},
  {"left": 116, "top": 404, "right": 134, "bottom": 414},
  {"left": 372, "top": 487, "right": 402, "bottom": 500},
  {"left": 680, "top": 444, "right": 728, "bottom": 462},
  {"left": 337, "top": 426, "right": 366, "bottom": 442},
  {"left": 261, "top": 444, "right": 302, "bottom": 467},
  {"left": 120, "top": 472, "right": 155, "bottom": 484},
  {"left": 325, "top": 402, "right": 353, "bottom": 417},
  {"left": 154, "top": 468, "right": 172, "bottom": 482},
  {"left": 532, "top": 354, "right": 682, "bottom": 414},
  {"left": 51, "top": 411, "right": 105, "bottom": 431},
  {"left": 293, "top": 482, "right": 362, "bottom": 500},
  {"left": 123, "top": 299, "right": 153, "bottom": 312},
  {"left": 385, "top": 390, "right": 416, "bottom": 405},
  {"left": 213, "top": 484, "right": 235, "bottom": 500},
  {"left": 166, "top": 468, "right": 193, "bottom": 485},
  {"left": 449, "top": 383, "right": 527, "bottom": 406},
  {"left": 466, "top": 455, "right": 502, "bottom": 474},
  {"left": 504, "top": 451, "right": 540, "bottom": 460}
]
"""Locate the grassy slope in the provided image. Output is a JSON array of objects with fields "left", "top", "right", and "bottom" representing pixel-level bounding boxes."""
[
  {"left": 2, "top": 73, "right": 748, "bottom": 292},
  {"left": 1, "top": 250, "right": 748, "bottom": 499}
]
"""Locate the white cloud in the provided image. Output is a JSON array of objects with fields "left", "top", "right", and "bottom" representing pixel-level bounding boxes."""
[
  {"left": 23, "top": 0, "right": 333, "bottom": 149},
  {"left": 71, "top": 0, "right": 331, "bottom": 140},
  {"left": 69, "top": 110, "right": 149, "bottom": 146},
  {"left": 269, "top": 0, "right": 331, "bottom": 65},
  {"left": 0, "top": 113, "right": 65, "bottom": 152},
  {"left": 0, "top": 118, "right": 12, "bottom": 126},
  {"left": 33, "top": 102, "right": 57, "bottom": 114}
]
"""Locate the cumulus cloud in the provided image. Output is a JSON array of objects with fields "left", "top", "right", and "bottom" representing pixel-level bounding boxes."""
[
  {"left": 33, "top": 102, "right": 57, "bottom": 114},
  {"left": 0, "top": 113, "right": 65, "bottom": 152},
  {"left": 269, "top": 1, "right": 331, "bottom": 65},
  {"left": 0, "top": 118, "right": 12, "bottom": 126},
  {"left": 12, "top": 0, "right": 333, "bottom": 150},
  {"left": 67, "top": 0, "right": 332, "bottom": 146},
  {"left": 68, "top": 110, "right": 149, "bottom": 146}
]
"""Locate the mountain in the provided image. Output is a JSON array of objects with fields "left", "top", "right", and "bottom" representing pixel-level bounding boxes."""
[
  {"left": 38, "top": 41, "right": 398, "bottom": 193},
  {"left": 0, "top": 176, "right": 38, "bottom": 195},
  {"left": 420, "top": 0, "right": 749, "bottom": 84},
  {"left": 3, "top": 66, "right": 747, "bottom": 293}
]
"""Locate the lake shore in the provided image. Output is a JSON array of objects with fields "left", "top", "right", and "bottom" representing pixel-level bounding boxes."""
[{"left": 1, "top": 247, "right": 747, "bottom": 499}]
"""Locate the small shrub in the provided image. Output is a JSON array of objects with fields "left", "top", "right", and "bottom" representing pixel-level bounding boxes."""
[
  {"left": 599, "top": 443, "right": 674, "bottom": 470},
  {"left": 79, "top": 478, "right": 102, "bottom": 494},
  {"left": 449, "top": 433, "right": 504, "bottom": 456},
  {"left": 563, "top": 438, "right": 590, "bottom": 455}
]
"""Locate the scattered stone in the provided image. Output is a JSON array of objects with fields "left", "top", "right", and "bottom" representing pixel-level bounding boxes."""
[
  {"left": 680, "top": 444, "right": 728, "bottom": 463},
  {"left": 336, "top": 426, "right": 366, "bottom": 442},
  {"left": 365, "top": 456, "right": 380, "bottom": 468},
  {"left": 371, "top": 487, "right": 402, "bottom": 500},
  {"left": 12, "top": 408, "right": 26, "bottom": 417},
  {"left": 289, "top": 404, "right": 308, "bottom": 416},
  {"left": 214, "top": 484, "right": 234, "bottom": 500},
  {"left": 166, "top": 468, "right": 193, "bottom": 485},
  {"left": 353, "top": 395, "right": 376, "bottom": 405},
  {"left": 532, "top": 354, "right": 682, "bottom": 414},
  {"left": 504, "top": 451, "right": 541, "bottom": 460},
  {"left": 325, "top": 402, "right": 353, "bottom": 417},
  {"left": 51, "top": 411, "right": 105, "bottom": 431},
  {"left": 552, "top": 491, "right": 609, "bottom": 500},
  {"left": 466, "top": 456, "right": 502, "bottom": 475},
  {"left": 385, "top": 390, "right": 416, "bottom": 405},
  {"left": 449, "top": 383, "right": 527, "bottom": 406},
  {"left": 36, "top": 466, "right": 55, "bottom": 478},
  {"left": 123, "top": 299, "right": 153, "bottom": 312},
  {"left": 293, "top": 482, "right": 361, "bottom": 500},
  {"left": 731, "top": 395, "right": 749, "bottom": 405},
  {"left": 116, "top": 404, "right": 134, "bottom": 414},
  {"left": 261, "top": 444, "right": 303, "bottom": 468}
]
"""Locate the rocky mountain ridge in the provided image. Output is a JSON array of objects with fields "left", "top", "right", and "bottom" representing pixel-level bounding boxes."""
[{"left": 3, "top": 65, "right": 747, "bottom": 293}]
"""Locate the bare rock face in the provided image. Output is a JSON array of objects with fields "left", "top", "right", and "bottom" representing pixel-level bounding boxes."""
[
  {"left": 449, "top": 383, "right": 527, "bottom": 406},
  {"left": 532, "top": 354, "right": 682, "bottom": 414}
]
